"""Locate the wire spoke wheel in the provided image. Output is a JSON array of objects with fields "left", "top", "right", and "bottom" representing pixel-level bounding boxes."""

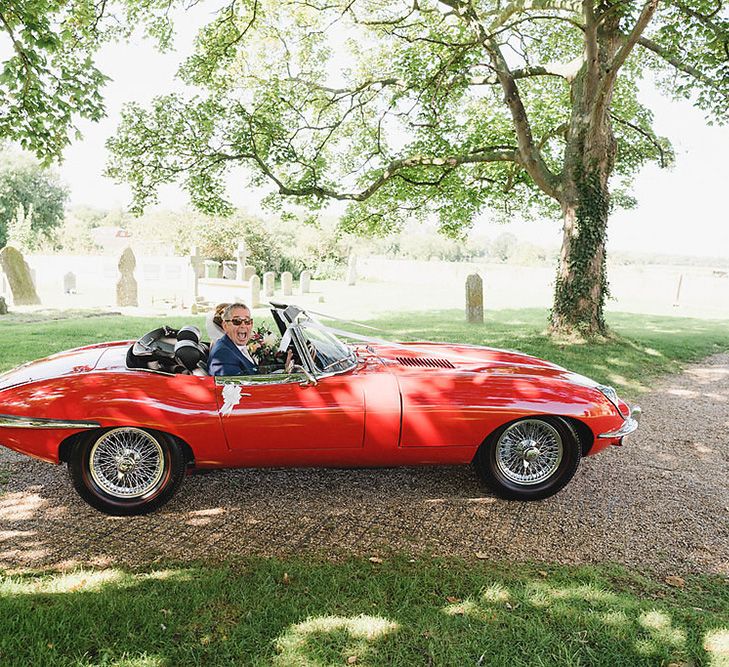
[
  {"left": 89, "top": 427, "right": 165, "bottom": 499},
  {"left": 494, "top": 419, "right": 564, "bottom": 486},
  {"left": 70, "top": 427, "right": 186, "bottom": 515}
]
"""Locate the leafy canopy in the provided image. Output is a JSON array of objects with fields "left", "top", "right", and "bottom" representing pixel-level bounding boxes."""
[
  {"left": 107, "top": 0, "right": 727, "bottom": 236},
  {"left": 0, "top": 0, "right": 182, "bottom": 163}
]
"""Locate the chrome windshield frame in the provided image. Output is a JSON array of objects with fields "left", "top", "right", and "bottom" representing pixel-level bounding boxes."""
[{"left": 270, "top": 304, "right": 357, "bottom": 378}]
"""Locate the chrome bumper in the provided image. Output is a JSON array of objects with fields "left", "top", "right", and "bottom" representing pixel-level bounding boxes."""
[
  {"left": 0, "top": 414, "right": 100, "bottom": 429},
  {"left": 598, "top": 405, "right": 642, "bottom": 439}
]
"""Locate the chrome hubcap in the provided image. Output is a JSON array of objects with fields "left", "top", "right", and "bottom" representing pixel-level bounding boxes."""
[
  {"left": 495, "top": 420, "right": 563, "bottom": 485},
  {"left": 89, "top": 428, "right": 164, "bottom": 499}
]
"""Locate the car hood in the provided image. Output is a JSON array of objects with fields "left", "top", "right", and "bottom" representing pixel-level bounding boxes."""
[
  {"left": 368, "top": 341, "right": 598, "bottom": 386},
  {"left": 0, "top": 341, "right": 128, "bottom": 392}
]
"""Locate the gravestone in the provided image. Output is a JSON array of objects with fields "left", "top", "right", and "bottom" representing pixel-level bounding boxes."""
[
  {"left": 281, "top": 271, "right": 293, "bottom": 296},
  {"left": 116, "top": 247, "right": 138, "bottom": 307},
  {"left": 63, "top": 272, "right": 77, "bottom": 294},
  {"left": 235, "top": 241, "right": 247, "bottom": 281},
  {"left": 243, "top": 265, "right": 256, "bottom": 281},
  {"left": 263, "top": 271, "right": 275, "bottom": 297},
  {"left": 347, "top": 254, "right": 357, "bottom": 286},
  {"left": 300, "top": 269, "right": 311, "bottom": 293},
  {"left": 204, "top": 260, "right": 221, "bottom": 279},
  {"left": 0, "top": 296, "right": 7, "bottom": 315},
  {"left": 189, "top": 247, "right": 205, "bottom": 304},
  {"left": 465, "top": 273, "right": 483, "bottom": 324},
  {"left": 673, "top": 274, "right": 683, "bottom": 307},
  {"left": 0, "top": 246, "right": 41, "bottom": 305},
  {"left": 222, "top": 261, "right": 237, "bottom": 280},
  {"left": 249, "top": 274, "right": 261, "bottom": 307}
]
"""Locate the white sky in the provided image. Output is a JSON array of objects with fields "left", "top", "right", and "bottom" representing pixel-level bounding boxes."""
[{"left": 55, "top": 13, "right": 729, "bottom": 259}]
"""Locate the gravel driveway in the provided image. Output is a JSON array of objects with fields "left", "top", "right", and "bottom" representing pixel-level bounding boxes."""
[{"left": 1, "top": 354, "right": 727, "bottom": 575}]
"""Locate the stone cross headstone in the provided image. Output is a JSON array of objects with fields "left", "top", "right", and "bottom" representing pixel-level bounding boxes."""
[
  {"left": 465, "top": 273, "right": 483, "bottom": 324},
  {"left": 63, "top": 271, "right": 77, "bottom": 294},
  {"left": 0, "top": 296, "right": 7, "bottom": 315},
  {"left": 347, "top": 253, "right": 357, "bottom": 286},
  {"left": 116, "top": 247, "right": 138, "bottom": 307},
  {"left": 243, "top": 265, "right": 256, "bottom": 281},
  {"left": 235, "top": 241, "right": 247, "bottom": 281},
  {"left": 300, "top": 269, "right": 311, "bottom": 294},
  {"left": 263, "top": 271, "right": 275, "bottom": 297},
  {"left": 249, "top": 274, "right": 261, "bottom": 307},
  {"left": 281, "top": 271, "right": 293, "bottom": 296},
  {"left": 189, "top": 247, "right": 205, "bottom": 304},
  {"left": 0, "top": 246, "right": 41, "bottom": 305}
]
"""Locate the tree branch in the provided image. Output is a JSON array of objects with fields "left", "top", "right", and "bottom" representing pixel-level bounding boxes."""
[
  {"left": 610, "top": 114, "right": 667, "bottom": 167},
  {"left": 583, "top": 0, "right": 598, "bottom": 80},
  {"left": 609, "top": 0, "right": 660, "bottom": 75},
  {"left": 0, "top": 10, "right": 34, "bottom": 99},
  {"left": 674, "top": 0, "right": 724, "bottom": 33},
  {"left": 592, "top": 0, "right": 659, "bottom": 124},
  {"left": 468, "top": 56, "right": 584, "bottom": 84},
  {"left": 637, "top": 36, "right": 722, "bottom": 88},
  {"left": 485, "top": 0, "right": 583, "bottom": 33},
  {"left": 243, "top": 133, "right": 518, "bottom": 201},
  {"left": 436, "top": 0, "right": 562, "bottom": 200}
]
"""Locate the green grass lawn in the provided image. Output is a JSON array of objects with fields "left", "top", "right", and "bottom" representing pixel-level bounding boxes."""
[
  {"left": 2, "top": 308, "right": 728, "bottom": 665},
  {"left": 1, "top": 558, "right": 727, "bottom": 667},
  {"left": 2, "top": 307, "right": 728, "bottom": 398}
]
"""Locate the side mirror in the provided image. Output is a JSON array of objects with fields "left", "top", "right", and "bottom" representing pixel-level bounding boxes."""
[{"left": 292, "top": 364, "right": 318, "bottom": 386}]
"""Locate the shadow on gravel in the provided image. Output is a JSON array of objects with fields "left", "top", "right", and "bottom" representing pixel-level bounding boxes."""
[{"left": 1, "top": 356, "right": 728, "bottom": 575}]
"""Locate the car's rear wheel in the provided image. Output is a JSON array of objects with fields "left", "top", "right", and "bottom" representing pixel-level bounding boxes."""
[
  {"left": 474, "top": 417, "right": 581, "bottom": 500},
  {"left": 69, "top": 427, "right": 185, "bottom": 515}
]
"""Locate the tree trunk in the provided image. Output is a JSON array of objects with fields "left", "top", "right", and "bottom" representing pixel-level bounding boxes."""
[
  {"left": 550, "top": 12, "right": 621, "bottom": 338},
  {"left": 550, "top": 167, "right": 610, "bottom": 336}
]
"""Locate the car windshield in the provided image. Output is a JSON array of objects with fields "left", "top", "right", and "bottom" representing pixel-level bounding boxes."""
[{"left": 297, "top": 314, "right": 357, "bottom": 374}]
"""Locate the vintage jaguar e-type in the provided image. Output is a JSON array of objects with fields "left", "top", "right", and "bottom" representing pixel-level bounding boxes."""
[{"left": 0, "top": 304, "right": 640, "bottom": 515}]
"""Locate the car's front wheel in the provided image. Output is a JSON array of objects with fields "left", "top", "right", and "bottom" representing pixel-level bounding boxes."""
[
  {"left": 69, "top": 427, "right": 185, "bottom": 515},
  {"left": 474, "top": 417, "right": 581, "bottom": 500}
]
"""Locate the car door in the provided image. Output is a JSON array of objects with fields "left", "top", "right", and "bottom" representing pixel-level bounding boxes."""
[{"left": 214, "top": 370, "right": 365, "bottom": 450}]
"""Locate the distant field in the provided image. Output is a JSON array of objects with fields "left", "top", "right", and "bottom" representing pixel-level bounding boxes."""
[
  {"left": 6, "top": 256, "right": 728, "bottom": 321},
  {"left": 355, "top": 259, "right": 729, "bottom": 321}
]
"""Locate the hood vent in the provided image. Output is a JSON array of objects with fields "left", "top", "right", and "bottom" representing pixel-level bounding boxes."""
[{"left": 396, "top": 356, "right": 455, "bottom": 369}]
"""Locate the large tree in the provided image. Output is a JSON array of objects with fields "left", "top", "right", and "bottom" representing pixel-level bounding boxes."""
[
  {"left": 107, "top": 0, "right": 728, "bottom": 335},
  {"left": 0, "top": 153, "right": 68, "bottom": 249}
]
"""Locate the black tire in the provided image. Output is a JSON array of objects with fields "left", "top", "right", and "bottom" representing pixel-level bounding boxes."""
[
  {"left": 68, "top": 427, "right": 186, "bottom": 515},
  {"left": 473, "top": 416, "right": 581, "bottom": 501}
]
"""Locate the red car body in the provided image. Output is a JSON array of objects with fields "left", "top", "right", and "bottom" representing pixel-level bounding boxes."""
[{"left": 0, "top": 304, "right": 640, "bottom": 514}]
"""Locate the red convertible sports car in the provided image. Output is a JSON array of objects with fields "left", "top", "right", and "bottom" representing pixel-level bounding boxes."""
[{"left": 0, "top": 303, "right": 640, "bottom": 515}]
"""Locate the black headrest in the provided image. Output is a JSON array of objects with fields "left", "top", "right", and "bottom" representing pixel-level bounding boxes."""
[
  {"left": 177, "top": 325, "right": 201, "bottom": 343},
  {"left": 174, "top": 340, "right": 204, "bottom": 371}
]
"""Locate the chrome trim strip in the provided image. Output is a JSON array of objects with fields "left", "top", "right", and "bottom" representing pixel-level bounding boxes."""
[
  {"left": 598, "top": 405, "right": 642, "bottom": 438},
  {"left": 215, "top": 373, "right": 310, "bottom": 386},
  {"left": 0, "top": 414, "right": 101, "bottom": 429}
]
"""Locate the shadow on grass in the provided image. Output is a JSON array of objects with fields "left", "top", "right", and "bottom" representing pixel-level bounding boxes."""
[{"left": 1, "top": 558, "right": 727, "bottom": 666}]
